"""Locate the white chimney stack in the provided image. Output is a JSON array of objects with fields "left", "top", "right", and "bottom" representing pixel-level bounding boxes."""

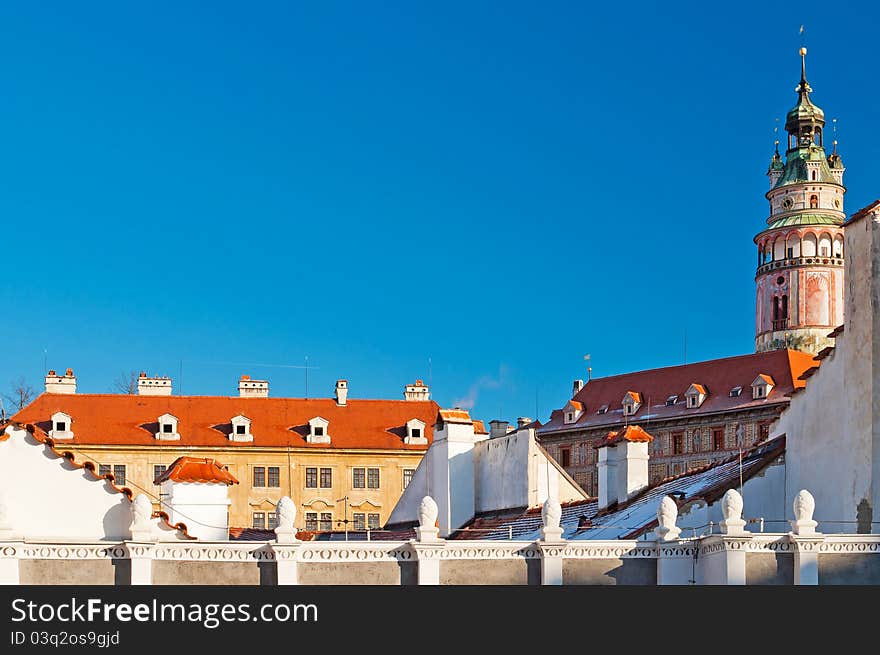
[
  {"left": 335, "top": 379, "right": 348, "bottom": 406},
  {"left": 404, "top": 380, "right": 430, "bottom": 401},
  {"left": 238, "top": 375, "right": 269, "bottom": 398},
  {"left": 45, "top": 368, "right": 77, "bottom": 394},
  {"left": 597, "top": 425, "right": 651, "bottom": 510},
  {"left": 138, "top": 372, "right": 172, "bottom": 396},
  {"left": 572, "top": 379, "right": 584, "bottom": 395}
]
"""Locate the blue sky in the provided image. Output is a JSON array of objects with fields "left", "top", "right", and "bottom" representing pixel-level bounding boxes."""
[{"left": 1, "top": 2, "right": 877, "bottom": 423}]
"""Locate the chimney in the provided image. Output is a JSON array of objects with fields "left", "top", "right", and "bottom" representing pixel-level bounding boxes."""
[
  {"left": 596, "top": 425, "right": 652, "bottom": 510},
  {"left": 137, "top": 372, "right": 173, "bottom": 396},
  {"left": 238, "top": 375, "right": 269, "bottom": 398},
  {"left": 45, "top": 368, "right": 77, "bottom": 394},
  {"left": 335, "top": 379, "right": 348, "bottom": 406},
  {"left": 516, "top": 416, "right": 533, "bottom": 429},
  {"left": 489, "top": 419, "right": 510, "bottom": 438},
  {"left": 572, "top": 379, "right": 584, "bottom": 396},
  {"left": 157, "top": 457, "right": 238, "bottom": 541},
  {"left": 404, "top": 380, "right": 430, "bottom": 401}
]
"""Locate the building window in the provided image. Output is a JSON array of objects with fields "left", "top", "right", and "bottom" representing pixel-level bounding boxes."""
[
  {"left": 314, "top": 426, "right": 324, "bottom": 437},
  {"left": 820, "top": 246, "right": 829, "bottom": 257},
  {"left": 560, "top": 447, "right": 571, "bottom": 468},
  {"left": 759, "top": 423, "right": 771, "bottom": 441},
  {"left": 267, "top": 466, "right": 280, "bottom": 487},
  {"left": 253, "top": 466, "right": 266, "bottom": 488},
  {"left": 665, "top": 395, "right": 677, "bottom": 406},
  {"left": 672, "top": 433, "right": 684, "bottom": 455},
  {"left": 687, "top": 395, "right": 699, "bottom": 408},
  {"left": 253, "top": 512, "right": 265, "bottom": 529},
  {"left": 787, "top": 247, "right": 794, "bottom": 259},
  {"left": 267, "top": 512, "right": 278, "bottom": 530},
  {"left": 98, "top": 464, "right": 111, "bottom": 477},
  {"left": 305, "top": 467, "right": 318, "bottom": 488},
  {"left": 692, "top": 432, "right": 701, "bottom": 452},
  {"left": 319, "top": 467, "right": 332, "bottom": 488},
  {"left": 305, "top": 512, "right": 318, "bottom": 531},
  {"left": 353, "top": 468, "right": 365, "bottom": 489},
  {"left": 55, "top": 421, "right": 67, "bottom": 431},
  {"left": 368, "top": 513, "right": 380, "bottom": 530},
  {"left": 754, "top": 385, "right": 766, "bottom": 398},
  {"left": 353, "top": 513, "right": 366, "bottom": 531},
  {"left": 810, "top": 194, "right": 819, "bottom": 209},
  {"left": 713, "top": 429, "right": 725, "bottom": 451},
  {"left": 567, "top": 412, "right": 574, "bottom": 422},
  {"left": 235, "top": 424, "right": 246, "bottom": 435},
  {"left": 153, "top": 464, "right": 167, "bottom": 484},
  {"left": 319, "top": 512, "right": 332, "bottom": 531},
  {"left": 367, "top": 468, "right": 380, "bottom": 489},
  {"left": 730, "top": 386, "right": 742, "bottom": 397},
  {"left": 411, "top": 428, "right": 422, "bottom": 440},
  {"left": 113, "top": 465, "right": 127, "bottom": 486},
  {"left": 403, "top": 468, "right": 415, "bottom": 489},
  {"left": 162, "top": 423, "right": 173, "bottom": 434}
]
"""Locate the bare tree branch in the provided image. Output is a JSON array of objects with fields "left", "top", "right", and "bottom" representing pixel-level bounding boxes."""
[
  {"left": 4, "top": 376, "right": 36, "bottom": 413},
  {"left": 112, "top": 371, "right": 140, "bottom": 395}
]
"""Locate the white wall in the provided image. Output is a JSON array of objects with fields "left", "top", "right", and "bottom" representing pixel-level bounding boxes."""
[
  {"left": 774, "top": 206, "right": 880, "bottom": 531},
  {"left": 0, "top": 425, "right": 185, "bottom": 541},
  {"left": 161, "top": 481, "right": 231, "bottom": 541}
]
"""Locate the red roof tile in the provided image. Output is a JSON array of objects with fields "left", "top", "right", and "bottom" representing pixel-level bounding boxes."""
[
  {"left": 472, "top": 420, "right": 488, "bottom": 435},
  {"left": 13, "top": 395, "right": 440, "bottom": 450},
  {"left": 540, "top": 350, "right": 815, "bottom": 435},
  {"left": 438, "top": 409, "right": 472, "bottom": 424},
  {"left": 155, "top": 456, "right": 239, "bottom": 485},
  {"left": 598, "top": 424, "right": 654, "bottom": 448}
]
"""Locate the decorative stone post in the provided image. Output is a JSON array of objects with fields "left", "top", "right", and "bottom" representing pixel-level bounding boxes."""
[
  {"left": 538, "top": 497, "right": 565, "bottom": 585},
  {"left": 789, "top": 489, "right": 823, "bottom": 585},
  {"left": 412, "top": 496, "right": 444, "bottom": 585},
  {"left": 126, "top": 494, "right": 156, "bottom": 585},
  {"left": 273, "top": 496, "right": 301, "bottom": 585},
  {"left": 655, "top": 496, "right": 691, "bottom": 585},
  {"left": 719, "top": 489, "right": 746, "bottom": 536}
]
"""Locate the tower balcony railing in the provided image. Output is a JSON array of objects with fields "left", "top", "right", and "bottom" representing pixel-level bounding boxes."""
[
  {"left": 772, "top": 319, "right": 790, "bottom": 330},
  {"left": 757, "top": 255, "right": 844, "bottom": 275}
]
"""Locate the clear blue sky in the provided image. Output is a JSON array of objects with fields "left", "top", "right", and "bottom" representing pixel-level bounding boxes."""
[{"left": 2, "top": 1, "right": 877, "bottom": 423}]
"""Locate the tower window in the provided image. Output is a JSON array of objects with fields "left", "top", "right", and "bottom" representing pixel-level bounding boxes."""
[
  {"left": 811, "top": 170, "right": 817, "bottom": 181},
  {"left": 810, "top": 195, "right": 819, "bottom": 209}
]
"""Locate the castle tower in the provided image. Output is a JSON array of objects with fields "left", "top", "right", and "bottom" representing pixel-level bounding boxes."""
[{"left": 754, "top": 48, "right": 845, "bottom": 355}]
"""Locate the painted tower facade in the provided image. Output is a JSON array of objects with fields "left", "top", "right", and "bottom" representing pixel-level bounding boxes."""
[{"left": 754, "top": 48, "right": 845, "bottom": 355}]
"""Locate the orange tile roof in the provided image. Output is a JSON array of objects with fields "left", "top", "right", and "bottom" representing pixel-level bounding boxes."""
[
  {"left": 598, "top": 424, "right": 654, "bottom": 448},
  {"left": 540, "top": 350, "right": 816, "bottom": 434},
  {"left": 13, "top": 395, "right": 440, "bottom": 450},
  {"left": 155, "top": 456, "right": 239, "bottom": 485},
  {"left": 438, "top": 408, "right": 472, "bottom": 424},
  {"left": 688, "top": 383, "right": 707, "bottom": 394},
  {"left": 566, "top": 400, "right": 584, "bottom": 411},
  {"left": 472, "top": 420, "right": 488, "bottom": 435},
  {"left": 624, "top": 391, "right": 642, "bottom": 403},
  {"left": 754, "top": 374, "right": 775, "bottom": 386}
]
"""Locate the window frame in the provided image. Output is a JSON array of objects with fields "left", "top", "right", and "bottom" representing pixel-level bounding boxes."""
[
  {"left": 253, "top": 466, "right": 266, "bottom": 488},
  {"left": 403, "top": 468, "right": 415, "bottom": 489},
  {"left": 305, "top": 467, "right": 318, "bottom": 489},
  {"left": 353, "top": 468, "right": 366, "bottom": 489},
  {"left": 267, "top": 466, "right": 280, "bottom": 488},
  {"left": 253, "top": 512, "right": 266, "bottom": 530},
  {"left": 367, "top": 467, "right": 380, "bottom": 489}
]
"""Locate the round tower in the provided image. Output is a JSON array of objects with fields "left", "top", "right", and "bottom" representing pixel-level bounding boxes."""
[{"left": 754, "top": 48, "right": 845, "bottom": 355}]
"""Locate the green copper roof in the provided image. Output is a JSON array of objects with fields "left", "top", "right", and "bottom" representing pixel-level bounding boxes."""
[
  {"left": 773, "top": 146, "right": 838, "bottom": 188},
  {"left": 766, "top": 213, "right": 844, "bottom": 230}
]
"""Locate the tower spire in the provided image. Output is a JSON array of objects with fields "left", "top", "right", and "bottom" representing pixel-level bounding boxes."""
[{"left": 797, "top": 47, "right": 812, "bottom": 95}]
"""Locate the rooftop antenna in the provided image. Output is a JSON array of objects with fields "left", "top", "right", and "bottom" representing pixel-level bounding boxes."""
[
  {"left": 832, "top": 117, "right": 838, "bottom": 154},
  {"left": 584, "top": 353, "right": 592, "bottom": 381}
]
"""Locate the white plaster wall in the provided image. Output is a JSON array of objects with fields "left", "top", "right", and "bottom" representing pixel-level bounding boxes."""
[
  {"left": 162, "top": 481, "right": 231, "bottom": 541},
  {"left": 0, "top": 426, "right": 185, "bottom": 542},
  {"left": 775, "top": 210, "right": 879, "bottom": 531},
  {"left": 474, "top": 431, "right": 530, "bottom": 513}
]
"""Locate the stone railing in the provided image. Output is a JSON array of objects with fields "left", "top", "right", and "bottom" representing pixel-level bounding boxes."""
[{"left": 2, "top": 491, "right": 880, "bottom": 585}]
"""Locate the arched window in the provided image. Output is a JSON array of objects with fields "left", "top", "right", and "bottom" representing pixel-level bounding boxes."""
[
  {"left": 781, "top": 295, "right": 789, "bottom": 321},
  {"left": 811, "top": 170, "right": 817, "bottom": 181},
  {"left": 810, "top": 195, "right": 819, "bottom": 209}
]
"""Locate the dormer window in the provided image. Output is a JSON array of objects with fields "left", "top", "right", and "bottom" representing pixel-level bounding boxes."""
[
  {"left": 597, "top": 405, "right": 608, "bottom": 415},
  {"left": 156, "top": 413, "right": 180, "bottom": 441},
  {"left": 404, "top": 418, "right": 427, "bottom": 445},
  {"left": 49, "top": 411, "right": 74, "bottom": 440},
  {"left": 621, "top": 391, "right": 641, "bottom": 417},
  {"left": 665, "top": 395, "right": 677, "bottom": 407},
  {"left": 230, "top": 414, "right": 253, "bottom": 443},
  {"left": 751, "top": 375, "right": 775, "bottom": 399},
  {"left": 307, "top": 417, "right": 330, "bottom": 444},
  {"left": 563, "top": 401, "right": 584, "bottom": 424},
  {"left": 685, "top": 384, "right": 707, "bottom": 409},
  {"left": 729, "top": 386, "right": 743, "bottom": 398}
]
